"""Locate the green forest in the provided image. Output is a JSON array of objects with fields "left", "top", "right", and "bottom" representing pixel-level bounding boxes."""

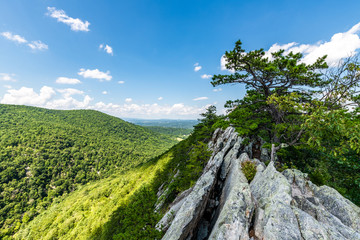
[{"left": 0, "top": 104, "right": 179, "bottom": 238}]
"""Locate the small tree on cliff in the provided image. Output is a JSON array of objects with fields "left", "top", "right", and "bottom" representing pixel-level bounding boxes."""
[{"left": 212, "top": 40, "right": 360, "bottom": 161}]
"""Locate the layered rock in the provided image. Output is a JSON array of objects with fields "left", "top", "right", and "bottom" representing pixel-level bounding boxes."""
[{"left": 158, "top": 127, "right": 360, "bottom": 240}]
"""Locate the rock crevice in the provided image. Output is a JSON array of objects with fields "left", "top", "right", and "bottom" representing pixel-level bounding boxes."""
[{"left": 159, "top": 127, "right": 360, "bottom": 240}]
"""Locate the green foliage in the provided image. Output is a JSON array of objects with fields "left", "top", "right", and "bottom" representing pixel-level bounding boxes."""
[
  {"left": 241, "top": 161, "right": 256, "bottom": 182},
  {"left": 15, "top": 119, "right": 215, "bottom": 239},
  {"left": 0, "top": 104, "right": 178, "bottom": 238},
  {"left": 15, "top": 152, "right": 173, "bottom": 240}
]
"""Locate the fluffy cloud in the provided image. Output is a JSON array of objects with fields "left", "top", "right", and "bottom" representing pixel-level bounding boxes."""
[
  {"left": 102, "top": 91, "right": 108, "bottom": 95},
  {"left": 0, "top": 73, "right": 16, "bottom": 82},
  {"left": 56, "top": 77, "right": 81, "bottom": 84},
  {"left": 201, "top": 74, "right": 212, "bottom": 79},
  {"left": 1, "top": 32, "right": 27, "bottom": 44},
  {"left": 1, "top": 86, "right": 55, "bottom": 105},
  {"left": 213, "top": 88, "right": 222, "bottom": 92},
  {"left": 78, "top": 68, "right": 112, "bottom": 81},
  {"left": 193, "top": 96, "right": 208, "bottom": 101},
  {"left": 47, "top": 7, "right": 90, "bottom": 32},
  {"left": 158, "top": 97, "right": 163, "bottom": 100},
  {"left": 194, "top": 62, "right": 202, "bottom": 72},
  {"left": 27, "top": 40, "right": 48, "bottom": 50},
  {"left": 265, "top": 22, "right": 360, "bottom": 66},
  {"left": 57, "top": 88, "right": 84, "bottom": 97},
  {"left": 1, "top": 86, "right": 92, "bottom": 109},
  {"left": 92, "top": 102, "right": 208, "bottom": 119},
  {"left": 0, "top": 86, "right": 208, "bottom": 119},
  {"left": 1, "top": 32, "right": 48, "bottom": 51},
  {"left": 125, "top": 98, "right": 132, "bottom": 103},
  {"left": 118, "top": 81, "right": 125, "bottom": 84},
  {"left": 99, "top": 44, "right": 113, "bottom": 55}
]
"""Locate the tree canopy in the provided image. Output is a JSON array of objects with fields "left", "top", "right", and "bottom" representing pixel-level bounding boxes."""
[{"left": 212, "top": 40, "right": 360, "bottom": 159}]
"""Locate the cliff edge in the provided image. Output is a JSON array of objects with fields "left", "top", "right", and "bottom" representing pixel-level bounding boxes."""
[{"left": 158, "top": 127, "right": 360, "bottom": 240}]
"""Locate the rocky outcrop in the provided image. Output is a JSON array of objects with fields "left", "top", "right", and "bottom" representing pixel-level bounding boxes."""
[{"left": 158, "top": 127, "right": 360, "bottom": 240}]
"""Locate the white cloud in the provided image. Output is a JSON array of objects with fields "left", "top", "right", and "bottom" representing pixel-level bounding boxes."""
[
  {"left": 265, "top": 22, "right": 360, "bottom": 66},
  {"left": 158, "top": 96, "right": 163, "bottom": 100},
  {"left": 47, "top": 7, "right": 90, "bottom": 32},
  {"left": 194, "top": 66, "right": 202, "bottom": 72},
  {"left": 99, "top": 44, "right": 113, "bottom": 55},
  {"left": 193, "top": 96, "right": 208, "bottom": 101},
  {"left": 102, "top": 91, "right": 108, "bottom": 95},
  {"left": 27, "top": 40, "right": 48, "bottom": 50},
  {"left": 56, "top": 77, "right": 81, "bottom": 85},
  {"left": 4, "top": 85, "right": 12, "bottom": 89},
  {"left": 0, "top": 86, "right": 207, "bottom": 119},
  {"left": 78, "top": 68, "right": 112, "bottom": 81},
  {"left": 1, "top": 32, "right": 27, "bottom": 44},
  {"left": 1, "top": 86, "right": 56, "bottom": 105},
  {"left": 220, "top": 55, "right": 235, "bottom": 73},
  {"left": 0, "top": 73, "right": 16, "bottom": 82},
  {"left": 1, "top": 32, "right": 47, "bottom": 51},
  {"left": 91, "top": 102, "right": 208, "bottom": 119},
  {"left": 213, "top": 88, "right": 222, "bottom": 92},
  {"left": 118, "top": 81, "right": 125, "bottom": 84},
  {"left": 57, "top": 88, "right": 84, "bottom": 97},
  {"left": 125, "top": 98, "right": 132, "bottom": 103},
  {"left": 1, "top": 86, "right": 92, "bottom": 109},
  {"left": 201, "top": 74, "right": 213, "bottom": 79}
]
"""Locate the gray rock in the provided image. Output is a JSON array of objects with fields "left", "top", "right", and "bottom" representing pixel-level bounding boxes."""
[
  {"left": 208, "top": 155, "right": 253, "bottom": 240},
  {"left": 162, "top": 127, "right": 238, "bottom": 240},
  {"left": 160, "top": 127, "right": 360, "bottom": 240},
  {"left": 156, "top": 188, "right": 193, "bottom": 232}
]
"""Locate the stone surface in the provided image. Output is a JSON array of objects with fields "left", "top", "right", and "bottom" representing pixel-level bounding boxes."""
[{"left": 159, "top": 127, "right": 360, "bottom": 240}]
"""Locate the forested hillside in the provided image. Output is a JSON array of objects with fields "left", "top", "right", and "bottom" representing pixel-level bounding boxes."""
[
  {"left": 14, "top": 120, "right": 212, "bottom": 240},
  {"left": 0, "top": 104, "right": 178, "bottom": 238}
]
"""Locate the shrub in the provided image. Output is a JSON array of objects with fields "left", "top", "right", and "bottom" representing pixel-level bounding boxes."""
[{"left": 241, "top": 160, "right": 257, "bottom": 182}]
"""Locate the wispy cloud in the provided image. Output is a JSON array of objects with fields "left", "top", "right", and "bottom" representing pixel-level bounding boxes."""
[
  {"left": 158, "top": 96, "right": 163, "bottom": 100},
  {"left": 118, "top": 80, "right": 125, "bottom": 84},
  {"left": 102, "top": 91, "right": 108, "bottom": 95},
  {"left": 1, "top": 32, "right": 27, "bottom": 44},
  {"left": 265, "top": 21, "right": 360, "bottom": 66},
  {"left": 56, "top": 77, "right": 81, "bottom": 85},
  {"left": 193, "top": 96, "right": 208, "bottom": 101},
  {"left": 99, "top": 44, "right": 113, "bottom": 55},
  {"left": 27, "top": 40, "right": 48, "bottom": 50},
  {"left": 1, "top": 32, "right": 48, "bottom": 51},
  {"left": 213, "top": 88, "right": 222, "bottom": 92},
  {"left": 194, "top": 62, "right": 202, "bottom": 72},
  {"left": 125, "top": 98, "right": 132, "bottom": 103},
  {"left": 47, "top": 7, "right": 90, "bottom": 32},
  {"left": 201, "top": 74, "right": 212, "bottom": 79},
  {"left": 0, "top": 73, "right": 16, "bottom": 82},
  {"left": 78, "top": 68, "right": 112, "bottom": 81}
]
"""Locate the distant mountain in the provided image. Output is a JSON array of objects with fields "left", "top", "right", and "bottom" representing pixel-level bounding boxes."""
[
  {"left": 0, "top": 104, "right": 177, "bottom": 238},
  {"left": 125, "top": 118, "right": 198, "bottom": 129}
]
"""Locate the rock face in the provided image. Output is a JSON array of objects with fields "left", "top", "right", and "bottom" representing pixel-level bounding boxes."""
[{"left": 158, "top": 127, "right": 360, "bottom": 240}]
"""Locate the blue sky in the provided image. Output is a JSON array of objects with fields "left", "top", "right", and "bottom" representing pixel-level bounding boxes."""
[{"left": 1, "top": 0, "right": 360, "bottom": 119}]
